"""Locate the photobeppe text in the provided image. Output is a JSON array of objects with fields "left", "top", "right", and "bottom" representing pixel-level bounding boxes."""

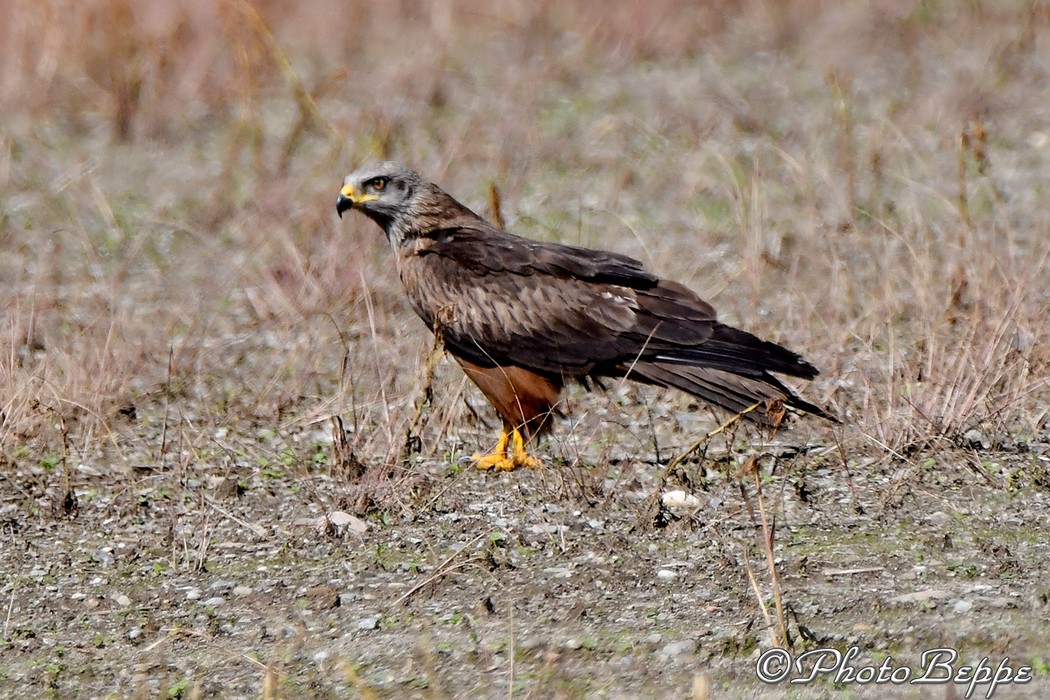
[{"left": 756, "top": 646, "right": 1033, "bottom": 698}]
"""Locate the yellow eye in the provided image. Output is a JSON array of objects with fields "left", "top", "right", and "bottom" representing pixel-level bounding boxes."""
[{"left": 372, "top": 177, "right": 387, "bottom": 192}]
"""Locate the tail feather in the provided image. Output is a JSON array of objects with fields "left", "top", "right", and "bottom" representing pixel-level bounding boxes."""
[
  {"left": 617, "top": 279, "right": 833, "bottom": 423},
  {"left": 628, "top": 362, "right": 835, "bottom": 425},
  {"left": 647, "top": 323, "right": 819, "bottom": 379}
]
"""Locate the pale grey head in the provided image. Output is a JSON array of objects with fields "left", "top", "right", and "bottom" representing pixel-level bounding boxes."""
[{"left": 337, "top": 162, "right": 468, "bottom": 248}]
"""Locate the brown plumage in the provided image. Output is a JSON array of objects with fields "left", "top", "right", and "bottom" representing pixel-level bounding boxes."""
[{"left": 337, "top": 162, "right": 833, "bottom": 471}]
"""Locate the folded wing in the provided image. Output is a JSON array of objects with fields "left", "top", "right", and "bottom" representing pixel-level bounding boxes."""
[{"left": 400, "top": 222, "right": 830, "bottom": 422}]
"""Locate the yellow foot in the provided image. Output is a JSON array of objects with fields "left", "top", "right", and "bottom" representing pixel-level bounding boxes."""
[
  {"left": 472, "top": 452, "right": 519, "bottom": 472},
  {"left": 509, "top": 428, "right": 542, "bottom": 469},
  {"left": 472, "top": 428, "right": 542, "bottom": 472}
]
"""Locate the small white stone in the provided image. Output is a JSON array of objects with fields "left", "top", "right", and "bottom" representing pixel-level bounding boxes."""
[
  {"left": 963, "top": 429, "right": 988, "bottom": 449},
  {"left": 657, "top": 569, "right": 677, "bottom": 581},
  {"left": 543, "top": 567, "right": 573, "bottom": 579},
  {"left": 925, "top": 511, "right": 950, "bottom": 526},
  {"left": 659, "top": 640, "right": 695, "bottom": 657},
  {"left": 357, "top": 616, "right": 380, "bottom": 630},
  {"left": 890, "top": 589, "right": 949, "bottom": 605},
  {"left": 661, "top": 490, "right": 703, "bottom": 516},
  {"left": 77, "top": 463, "right": 103, "bottom": 477},
  {"left": 329, "top": 511, "right": 368, "bottom": 533}
]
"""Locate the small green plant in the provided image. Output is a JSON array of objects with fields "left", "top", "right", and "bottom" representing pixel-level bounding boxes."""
[{"left": 167, "top": 677, "right": 191, "bottom": 698}]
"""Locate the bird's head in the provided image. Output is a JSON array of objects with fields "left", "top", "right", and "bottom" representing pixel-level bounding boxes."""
[
  {"left": 336, "top": 161, "right": 427, "bottom": 235},
  {"left": 337, "top": 162, "right": 480, "bottom": 248}
]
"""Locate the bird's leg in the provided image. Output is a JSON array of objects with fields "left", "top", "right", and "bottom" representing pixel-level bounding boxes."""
[
  {"left": 472, "top": 427, "right": 512, "bottom": 471},
  {"left": 508, "top": 428, "right": 542, "bottom": 470},
  {"left": 472, "top": 426, "right": 542, "bottom": 471}
]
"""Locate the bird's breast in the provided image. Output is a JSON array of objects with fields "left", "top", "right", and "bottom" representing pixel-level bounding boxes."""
[{"left": 398, "top": 248, "right": 454, "bottom": 330}]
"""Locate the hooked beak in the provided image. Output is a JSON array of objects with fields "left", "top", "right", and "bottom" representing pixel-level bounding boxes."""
[
  {"left": 336, "top": 183, "right": 356, "bottom": 218},
  {"left": 336, "top": 182, "right": 379, "bottom": 218}
]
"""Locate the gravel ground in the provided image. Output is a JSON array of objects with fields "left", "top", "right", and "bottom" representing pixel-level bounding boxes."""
[{"left": 3, "top": 411, "right": 1048, "bottom": 698}]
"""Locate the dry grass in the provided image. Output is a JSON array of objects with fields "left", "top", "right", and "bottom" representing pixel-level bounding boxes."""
[{"left": 1, "top": 0, "right": 1049, "bottom": 697}]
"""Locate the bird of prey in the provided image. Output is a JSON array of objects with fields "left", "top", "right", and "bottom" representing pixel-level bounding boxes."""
[{"left": 337, "top": 162, "right": 832, "bottom": 471}]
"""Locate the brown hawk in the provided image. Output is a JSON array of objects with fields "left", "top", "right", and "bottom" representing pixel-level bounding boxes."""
[{"left": 337, "top": 162, "right": 832, "bottom": 471}]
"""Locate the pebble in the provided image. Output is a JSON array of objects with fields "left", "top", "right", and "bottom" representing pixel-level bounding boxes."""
[
  {"left": 925, "top": 512, "right": 950, "bottom": 526},
  {"left": 113, "top": 594, "right": 132, "bottom": 608},
  {"left": 357, "top": 616, "right": 380, "bottom": 630},
  {"left": 657, "top": 569, "right": 677, "bottom": 581},
  {"left": 210, "top": 578, "right": 236, "bottom": 591},
  {"left": 889, "top": 589, "right": 950, "bottom": 604},
  {"left": 186, "top": 588, "right": 202, "bottom": 601},
  {"left": 201, "top": 597, "right": 225, "bottom": 608},
  {"left": 77, "top": 463, "right": 103, "bottom": 477},
  {"left": 659, "top": 640, "right": 695, "bottom": 657},
  {"left": 963, "top": 429, "right": 988, "bottom": 449},
  {"left": 661, "top": 490, "right": 703, "bottom": 516},
  {"left": 128, "top": 628, "right": 142, "bottom": 640},
  {"left": 517, "top": 637, "right": 543, "bottom": 651},
  {"left": 329, "top": 511, "right": 368, "bottom": 534},
  {"left": 953, "top": 599, "right": 973, "bottom": 614},
  {"left": 233, "top": 585, "right": 253, "bottom": 597},
  {"left": 70, "top": 592, "right": 87, "bottom": 601},
  {"left": 985, "top": 597, "right": 1016, "bottom": 609}
]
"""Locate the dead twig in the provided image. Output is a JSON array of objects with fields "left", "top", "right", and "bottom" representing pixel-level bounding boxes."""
[{"left": 393, "top": 530, "right": 489, "bottom": 606}]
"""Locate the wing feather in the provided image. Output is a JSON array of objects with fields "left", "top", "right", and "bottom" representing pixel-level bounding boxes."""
[{"left": 396, "top": 219, "right": 828, "bottom": 419}]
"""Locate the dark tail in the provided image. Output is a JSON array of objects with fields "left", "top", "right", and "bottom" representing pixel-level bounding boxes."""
[{"left": 628, "top": 324, "right": 836, "bottom": 425}]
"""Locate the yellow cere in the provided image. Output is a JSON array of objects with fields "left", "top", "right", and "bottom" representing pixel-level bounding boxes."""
[{"left": 340, "top": 183, "right": 356, "bottom": 198}]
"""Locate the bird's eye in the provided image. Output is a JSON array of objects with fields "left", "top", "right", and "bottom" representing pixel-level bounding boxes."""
[{"left": 371, "top": 177, "right": 387, "bottom": 192}]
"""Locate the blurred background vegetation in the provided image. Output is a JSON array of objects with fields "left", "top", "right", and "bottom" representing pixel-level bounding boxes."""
[{"left": 1, "top": 0, "right": 1047, "bottom": 471}]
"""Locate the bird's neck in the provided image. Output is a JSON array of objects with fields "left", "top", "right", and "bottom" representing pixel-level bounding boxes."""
[{"left": 386, "top": 189, "right": 479, "bottom": 248}]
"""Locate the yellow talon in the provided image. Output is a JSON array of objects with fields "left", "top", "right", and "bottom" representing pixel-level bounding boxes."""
[
  {"left": 509, "top": 428, "right": 541, "bottom": 469},
  {"left": 472, "top": 428, "right": 541, "bottom": 471},
  {"left": 472, "top": 428, "right": 512, "bottom": 471}
]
